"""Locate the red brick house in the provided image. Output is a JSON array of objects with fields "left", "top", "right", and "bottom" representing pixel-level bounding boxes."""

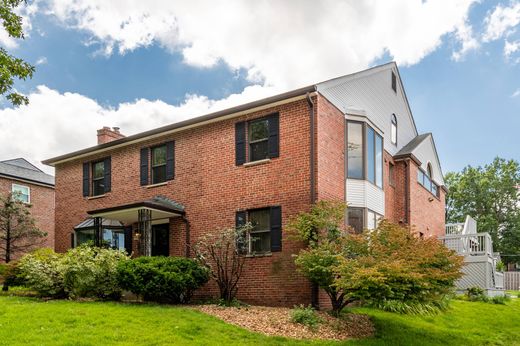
[
  {"left": 43, "top": 62, "right": 446, "bottom": 306},
  {"left": 0, "top": 158, "right": 55, "bottom": 260}
]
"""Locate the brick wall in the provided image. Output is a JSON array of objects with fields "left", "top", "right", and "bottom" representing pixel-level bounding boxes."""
[
  {"left": 54, "top": 97, "right": 315, "bottom": 306},
  {"left": 0, "top": 177, "right": 55, "bottom": 261}
]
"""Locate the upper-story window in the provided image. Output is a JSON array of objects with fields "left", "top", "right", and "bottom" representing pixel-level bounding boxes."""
[
  {"left": 347, "top": 121, "right": 383, "bottom": 188},
  {"left": 391, "top": 71, "right": 397, "bottom": 93},
  {"left": 92, "top": 160, "right": 105, "bottom": 196},
  {"left": 391, "top": 114, "right": 397, "bottom": 145},
  {"left": 140, "top": 141, "right": 175, "bottom": 186},
  {"left": 248, "top": 118, "right": 269, "bottom": 162},
  {"left": 151, "top": 145, "right": 167, "bottom": 184},
  {"left": 83, "top": 158, "right": 111, "bottom": 197},
  {"left": 235, "top": 113, "right": 279, "bottom": 165},
  {"left": 12, "top": 184, "right": 30, "bottom": 203},
  {"left": 417, "top": 163, "right": 439, "bottom": 197}
]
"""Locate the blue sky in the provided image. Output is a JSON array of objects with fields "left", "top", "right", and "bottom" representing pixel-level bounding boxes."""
[{"left": 0, "top": 0, "right": 519, "bottom": 175}]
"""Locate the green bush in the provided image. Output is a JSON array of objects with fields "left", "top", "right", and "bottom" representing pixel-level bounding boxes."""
[
  {"left": 490, "top": 295, "right": 510, "bottom": 305},
  {"left": 290, "top": 305, "right": 322, "bottom": 330},
  {"left": 18, "top": 248, "right": 66, "bottom": 298},
  {"left": 371, "top": 297, "right": 450, "bottom": 315},
  {"left": 117, "top": 256, "right": 209, "bottom": 303},
  {"left": 62, "top": 245, "right": 129, "bottom": 300},
  {"left": 466, "top": 287, "right": 487, "bottom": 302},
  {"left": 1, "top": 261, "right": 26, "bottom": 290}
]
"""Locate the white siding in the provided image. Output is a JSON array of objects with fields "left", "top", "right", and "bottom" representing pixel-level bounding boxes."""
[
  {"left": 346, "top": 179, "right": 385, "bottom": 215},
  {"left": 317, "top": 64, "right": 418, "bottom": 156},
  {"left": 412, "top": 136, "right": 445, "bottom": 186}
]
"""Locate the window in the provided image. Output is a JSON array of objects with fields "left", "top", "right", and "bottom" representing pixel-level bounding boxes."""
[
  {"left": 347, "top": 122, "right": 363, "bottom": 179},
  {"left": 92, "top": 160, "right": 105, "bottom": 196},
  {"left": 417, "top": 166, "right": 439, "bottom": 197},
  {"left": 249, "top": 118, "right": 269, "bottom": 162},
  {"left": 391, "top": 114, "right": 397, "bottom": 145},
  {"left": 248, "top": 209, "right": 271, "bottom": 254},
  {"left": 391, "top": 71, "right": 397, "bottom": 92},
  {"left": 151, "top": 145, "right": 167, "bottom": 184},
  {"left": 75, "top": 228, "right": 126, "bottom": 251},
  {"left": 12, "top": 184, "right": 30, "bottom": 203},
  {"left": 389, "top": 162, "right": 395, "bottom": 186},
  {"left": 367, "top": 210, "right": 382, "bottom": 230},
  {"left": 375, "top": 135, "right": 383, "bottom": 187},
  {"left": 347, "top": 207, "right": 364, "bottom": 233}
]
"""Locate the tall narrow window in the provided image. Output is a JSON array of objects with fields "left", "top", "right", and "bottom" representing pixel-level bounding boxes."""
[
  {"left": 347, "top": 122, "right": 363, "bottom": 179},
  {"left": 347, "top": 207, "right": 364, "bottom": 233},
  {"left": 249, "top": 209, "right": 271, "bottom": 254},
  {"left": 391, "top": 114, "right": 397, "bottom": 145},
  {"left": 248, "top": 118, "right": 269, "bottom": 162},
  {"left": 151, "top": 145, "right": 167, "bottom": 184},
  {"left": 92, "top": 160, "right": 105, "bottom": 196},
  {"left": 366, "top": 127, "right": 375, "bottom": 183},
  {"left": 389, "top": 162, "right": 395, "bottom": 186},
  {"left": 375, "top": 134, "right": 383, "bottom": 188},
  {"left": 391, "top": 71, "right": 397, "bottom": 92}
]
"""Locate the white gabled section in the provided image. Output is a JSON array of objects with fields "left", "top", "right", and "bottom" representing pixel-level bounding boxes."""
[
  {"left": 412, "top": 134, "right": 445, "bottom": 186},
  {"left": 316, "top": 62, "right": 418, "bottom": 156}
]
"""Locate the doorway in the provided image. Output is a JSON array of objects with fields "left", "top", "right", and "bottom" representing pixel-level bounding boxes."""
[{"left": 151, "top": 223, "right": 170, "bottom": 256}]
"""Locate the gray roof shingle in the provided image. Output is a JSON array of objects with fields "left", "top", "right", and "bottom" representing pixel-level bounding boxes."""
[
  {"left": 0, "top": 158, "right": 55, "bottom": 186},
  {"left": 395, "top": 133, "right": 431, "bottom": 157}
]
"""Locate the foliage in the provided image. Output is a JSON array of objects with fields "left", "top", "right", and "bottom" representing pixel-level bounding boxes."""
[
  {"left": 0, "top": 0, "right": 35, "bottom": 106},
  {"left": 335, "top": 221, "right": 463, "bottom": 314},
  {"left": 0, "top": 192, "right": 47, "bottom": 264},
  {"left": 466, "top": 286, "right": 486, "bottom": 301},
  {"left": 193, "top": 224, "right": 252, "bottom": 303},
  {"left": 290, "top": 305, "right": 322, "bottom": 330},
  {"left": 490, "top": 295, "right": 510, "bottom": 305},
  {"left": 370, "top": 298, "right": 450, "bottom": 315},
  {"left": 62, "top": 245, "right": 129, "bottom": 300},
  {"left": 496, "top": 260, "right": 505, "bottom": 272},
  {"left": 18, "top": 248, "right": 66, "bottom": 298},
  {"left": 445, "top": 157, "right": 520, "bottom": 265},
  {"left": 0, "top": 260, "right": 25, "bottom": 290},
  {"left": 289, "top": 201, "right": 351, "bottom": 315},
  {"left": 117, "top": 256, "right": 209, "bottom": 303}
]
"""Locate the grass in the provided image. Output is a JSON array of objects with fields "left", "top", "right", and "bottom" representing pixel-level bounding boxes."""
[{"left": 0, "top": 295, "right": 519, "bottom": 345}]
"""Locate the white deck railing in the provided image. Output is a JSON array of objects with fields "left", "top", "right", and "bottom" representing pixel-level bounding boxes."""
[
  {"left": 446, "top": 215, "right": 477, "bottom": 235},
  {"left": 440, "top": 232, "right": 493, "bottom": 256},
  {"left": 495, "top": 272, "right": 504, "bottom": 289}
]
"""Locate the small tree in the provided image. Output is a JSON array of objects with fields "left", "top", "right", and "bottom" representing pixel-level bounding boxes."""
[
  {"left": 194, "top": 224, "right": 251, "bottom": 304},
  {"left": 0, "top": 192, "right": 47, "bottom": 290},
  {"left": 288, "top": 200, "right": 350, "bottom": 316}
]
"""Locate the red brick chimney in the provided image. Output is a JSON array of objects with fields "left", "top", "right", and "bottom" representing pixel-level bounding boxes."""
[{"left": 97, "top": 126, "right": 125, "bottom": 145}]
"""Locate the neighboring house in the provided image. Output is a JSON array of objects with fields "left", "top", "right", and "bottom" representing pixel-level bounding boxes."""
[
  {"left": 43, "top": 62, "right": 446, "bottom": 307},
  {"left": 0, "top": 158, "right": 55, "bottom": 260}
]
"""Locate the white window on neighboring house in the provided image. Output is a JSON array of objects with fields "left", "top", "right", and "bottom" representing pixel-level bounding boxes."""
[{"left": 12, "top": 184, "right": 30, "bottom": 203}]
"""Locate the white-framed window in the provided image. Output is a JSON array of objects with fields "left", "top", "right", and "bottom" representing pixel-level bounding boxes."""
[
  {"left": 12, "top": 184, "right": 30, "bottom": 203},
  {"left": 391, "top": 114, "right": 397, "bottom": 145},
  {"left": 367, "top": 210, "right": 382, "bottom": 230}
]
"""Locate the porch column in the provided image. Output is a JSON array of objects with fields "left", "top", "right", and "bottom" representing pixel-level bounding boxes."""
[
  {"left": 138, "top": 209, "right": 152, "bottom": 256},
  {"left": 93, "top": 217, "right": 102, "bottom": 247}
]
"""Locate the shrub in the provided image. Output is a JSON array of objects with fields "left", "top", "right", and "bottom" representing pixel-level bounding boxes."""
[
  {"left": 18, "top": 248, "right": 66, "bottom": 298},
  {"left": 1, "top": 261, "right": 26, "bottom": 291},
  {"left": 490, "top": 295, "right": 510, "bottom": 305},
  {"left": 371, "top": 297, "right": 450, "bottom": 315},
  {"left": 117, "top": 256, "right": 209, "bottom": 303},
  {"left": 62, "top": 245, "right": 129, "bottom": 300},
  {"left": 466, "top": 287, "right": 487, "bottom": 302},
  {"left": 290, "top": 305, "right": 322, "bottom": 330}
]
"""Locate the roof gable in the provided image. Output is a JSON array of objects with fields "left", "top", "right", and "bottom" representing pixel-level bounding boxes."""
[
  {"left": 0, "top": 158, "right": 55, "bottom": 186},
  {"left": 0, "top": 158, "right": 42, "bottom": 172}
]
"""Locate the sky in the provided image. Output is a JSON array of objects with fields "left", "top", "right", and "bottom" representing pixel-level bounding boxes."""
[{"left": 0, "top": 0, "right": 519, "bottom": 176}]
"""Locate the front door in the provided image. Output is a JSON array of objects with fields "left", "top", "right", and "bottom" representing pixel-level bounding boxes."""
[{"left": 151, "top": 224, "right": 170, "bottom": 256}]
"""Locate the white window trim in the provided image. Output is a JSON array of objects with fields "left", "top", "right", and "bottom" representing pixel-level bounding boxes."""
[{"left": 12, "top": 183, "right": 30, "bottom": 203}]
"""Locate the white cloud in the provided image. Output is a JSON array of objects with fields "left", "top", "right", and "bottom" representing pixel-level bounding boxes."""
[
  {"left": 483, "top": 1, "right": 520, "bottom": 42},
  {"left": 452, "top": 20, "right": 480, "bottom": 61},
  {"left": 512, "top": 88, "right": 520, "bottom": 97},
  {"left": 35, "top": 56, "right": 48, "bottom": 65},
  {"left": 43, "top": 0, "right": 478, "bottom": 89},
  {"left": 504, "top": 39, "right": 520, "bottom": 59},
  {"left": 0, "top": 84, "right": 280, "bottom": 174}
]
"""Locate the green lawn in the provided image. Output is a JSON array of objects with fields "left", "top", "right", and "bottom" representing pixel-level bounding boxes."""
[{"left": 0, "top": 295, "right": 519, "bottom": 346}]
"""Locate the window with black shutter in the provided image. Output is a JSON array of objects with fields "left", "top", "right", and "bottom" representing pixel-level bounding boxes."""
[
  {"left": 92, "top": 160, "right": 105, "bottom": 196},
  {"left": 140, "top": 141, "right": 175, "bottom": 185},
  {"left": 236, "top": 206, "right": 282, "bottom": 255},
  {"left": 83, "top": 157, "right": 111, "bottom": 197},
  {"left": 151, "top": 145, "right": 167, "bottom": 184},
  {"left": 235, "top": 113, "right": 279, "bottom": 165}
]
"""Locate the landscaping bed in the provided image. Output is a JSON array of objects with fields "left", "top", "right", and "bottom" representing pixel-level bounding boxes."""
[{"left": 192, "top": 304, "right": 374, "bottom": 341}]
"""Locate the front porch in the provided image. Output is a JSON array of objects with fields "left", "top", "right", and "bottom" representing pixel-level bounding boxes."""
[
  {"left": 439, "top": 216, "right": 504, "bottom": 295},
  {"left": 73, "top": 195, "right": 188, "bottom": 257}
]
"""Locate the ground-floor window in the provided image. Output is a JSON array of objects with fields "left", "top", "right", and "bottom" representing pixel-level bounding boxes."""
[
  {"left": 347, "top": 208, "right": 383, "bottom": 233},
  {"left": 367, "top": 210, "right": 382, "bottom": 230},
  {"left": 248, "top": 208, "right": 271, "bottom": 254},
  {"left": 75, "top": 228, "right": 126, "bottom": 251}
]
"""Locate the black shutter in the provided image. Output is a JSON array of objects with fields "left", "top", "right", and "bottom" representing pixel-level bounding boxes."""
[
  {"left": 268, "top": 113, "right": 279, "bottom": 158},
  {"left": 70, "top": 233, "right": 75, "bottom": 248},
  {"left": 103, "top": 157, "right": 111, "bottom": 192},
  {"left": 82, "top": 162, "right": 90, "bottom": 197},
  {"left": 235, "top": 210, "right": 247, "bottom": 254},
  {"left": 235, "top": 121, "right": 246, "bottom": 165},
  {"left": 166, "top": 141, "right": 175, "bottom": 180},
  {"left": 124, "top": 227, "right": 133, "bottom": 255},
  {"left": 270, "top": 206, "right": 282, "bottom": 252},
  {"left": 140, "top": 147, "right": 149, "bottom": 186}
]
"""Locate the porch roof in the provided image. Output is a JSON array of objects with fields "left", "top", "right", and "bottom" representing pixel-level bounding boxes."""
[
  {"left": 74, "top": 218, "right": 124, "bottom": 230},
  {"left": 87, "top": 195, "right": 185, "bottom": 224}
]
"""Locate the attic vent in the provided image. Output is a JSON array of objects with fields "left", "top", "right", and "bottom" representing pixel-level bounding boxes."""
[{"left": 391, "top": 71, "right": 397, "bottom": 92}]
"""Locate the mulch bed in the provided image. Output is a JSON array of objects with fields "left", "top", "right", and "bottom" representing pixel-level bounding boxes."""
[{"left": 192, "top": 304, "right": 374, "bottom": 341}]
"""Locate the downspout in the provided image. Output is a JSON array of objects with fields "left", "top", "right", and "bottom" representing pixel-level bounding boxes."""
[
  {"left": 182, "top": 216, "right": 191, "bottom": 257},
  {"left": 306, "top": 91, "right": 319, "bottom": 309}
]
